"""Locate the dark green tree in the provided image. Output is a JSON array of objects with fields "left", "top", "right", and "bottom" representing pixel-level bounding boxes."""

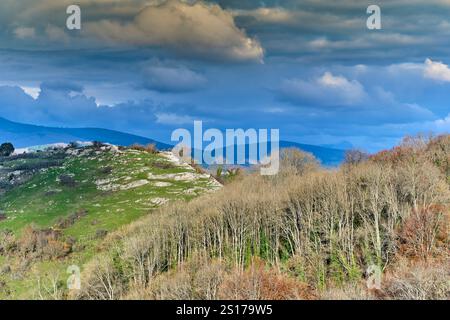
[{"left": 0, "top": 143, "right": 14, "bottom": 157}]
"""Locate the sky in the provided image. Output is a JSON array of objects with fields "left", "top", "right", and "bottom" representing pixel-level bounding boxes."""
[{"left": 0, "top": 0, "right": 449, "bottom": 152}]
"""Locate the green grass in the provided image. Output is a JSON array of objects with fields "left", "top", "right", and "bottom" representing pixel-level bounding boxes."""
[
  {"left": 0, "top": 149, "right": 210, "bottom": 234},
  {"left": 0, "top": 147, "right": 220, "bottom": 299}
]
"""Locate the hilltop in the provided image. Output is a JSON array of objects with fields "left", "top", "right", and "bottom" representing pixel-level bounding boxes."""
[
  {"left": 0, "top": 142, "right": 221, "bottom": 298},
  {"left": 0, "top": 117, "right": 171, "bottom": 150}
]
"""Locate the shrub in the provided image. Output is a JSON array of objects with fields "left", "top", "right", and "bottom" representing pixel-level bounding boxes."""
[
  {"left": 144, "top": 143, "right": 158, "bottom": 154},
  {"left": 99, "top": 166, "right": 113, "bottom": 175},
  {"left": 320, "top": 283, "right": 372, "bottom": 300},
  {"left": 384, "top": 260, "right": 449, "bottom": 300},
  {"left": 129, "top": 144, "right": 145, "bottom": 152},
  {"left": 130, "top": 143, "right": 158, "bottom": 154},
  {"left": 398, "top": 205, "right": 449, "bottom": 259},
  {"left": 92, "top": 141, "right": 105, "bottom": 149},
  {"left": 151, "top": 161, "right": 175, "bottom": 170},
  {"left": 214, "top": 166, "right": 243, "bottom": 184},
  {"left": 18, "top": 226, "right": 69, "bottom": 259},
  {"left": 280, "top": 148, "right": 319, "bottom": 175},
  {"left": 426, "top": 135, "right": 450, "bottom": 178},
  {"left": 344, "top": 149, "right": 369, "bottom": 165},
  {"left": 0, "top": 229, "right": 16, "bottom": 254},
  {"left": 0, "top": 143, "right": 14, "bottom": 157},
  {"left": 54, "top": 209, "right": 88, "bottom": 229},
  {"left": 147, "top": 269, "right": 192, "bottom": 300},
  {"left": 77, "top": 253, "right": 125, "bottom": 300},
  {"left": 145, "top": 257, "right": 225, "bottom": 300},
  {"left": 94, "top": 229, "right": 108, "bottom": 240},
  {"left": 218, "top": 259, "right": 315, "bottom": 300},
  {"left": 58, "top": 174, "right": 76, "bottom": 187},
  {"left": 77, "top": 134, "right": 450, "bottom": 300}
]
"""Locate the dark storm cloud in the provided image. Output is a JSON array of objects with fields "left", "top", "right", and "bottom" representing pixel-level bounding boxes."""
[{"left": 0, "top": 1, "right": 449, "bottom": 151}]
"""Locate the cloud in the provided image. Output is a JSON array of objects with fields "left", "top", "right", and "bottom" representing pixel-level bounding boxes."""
[
  {"left": 279, "top": 72, "right": 367, "bottom": 107},
  {"left": 40, "top": 81, "right": 84, "bottom": 93},
  {"left": 45, "top": 25, "right": 70, "bottom": 43},
  {"left": 84, "top": 0, "right": 264, "bottom": 62},
  {"left": 0, "top": 84, "right": 158, "bottom": 132},
  {"left": 275, "top": 68, "right": 436, "bottom": 127},
  {"left": 433, "top": 113, "right": 450, "bottom": 131},
  {"left": 424, "top": 58, "right": 450, "bottom": 82},
  {"left": 155, "top": 113, "right": 195, "bottom": 125},
  {"left": 142, "top": 63, "right": 207, "bottom": 93},
  {"left": 233, "top": 7, "right": 297, "bottom": 24},
  {"left": 20, "top": 86, "right": 41, "bottom": 99},
  {"left": 2, "top": 1, "right": 450, "bottom": 152},
  {"left": 13, "top": 27, "right": 35, "bottom": 39}
]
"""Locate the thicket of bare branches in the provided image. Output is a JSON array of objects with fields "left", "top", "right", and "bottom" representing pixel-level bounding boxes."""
[{"left": 77, "top": 135, "right": 450, "bottom": 300}]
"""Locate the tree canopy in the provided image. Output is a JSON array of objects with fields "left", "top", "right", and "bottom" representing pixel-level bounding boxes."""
[{"left": 0, "top": 143, "right": 14, "bottom": 156}]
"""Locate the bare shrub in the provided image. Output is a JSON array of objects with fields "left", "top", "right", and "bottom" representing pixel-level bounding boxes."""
[
  {"left": 344, "top": 149, "right": 369, "bottom": 165},
  {"left": 55, "top": 209, "right": 88, "bottom": 229},
  {"left": 218, "top": 259, "right": 314, "bottom": 300},
  {"left": 0, "top": 229, "right": 16, "bottom": 254},
  {"left": 34, "top": 268, "right": 65, "bottom": 300},
  {"left": 320, "top": 283, "right": 373, "bottom": 300},
  {"left": 78, "top": 253, "right": 124, "bottom": 300},
  {"left": 147, "top": 269, "right": 192, "bottom": 300},
  {"left": 129, "top": 144, "right": 145, "bottom": 152},
  {"left": 144, "top": 143, "right": 158, "bottom": 154},
  {"left": 18, "top": 226, "right": 69, "bottom": 259},
  {"left": 398, "top": 205, "right": 449, "bottom": 259},
  {"left": 77, "top": 134, "right": 450, "bottom": 300},
  {"left": 384, "top": 260, "right": 449, "bottom": 300},
  {"left": 426, "top": 135, "right": 450, "bottom": 177},
  {"left": 130, "top": 143, "right": 158, "bottom": 154},
  {"left": 280, "top": 148, "right": 319, "bottom": 175}
]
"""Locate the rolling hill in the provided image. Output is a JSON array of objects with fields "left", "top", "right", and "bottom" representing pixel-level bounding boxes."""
[
  {"left": 0, "top": 143, "right": 221, "bottom": 298},
  {"left": 0, "top": 117, "right": 171, "bottom": 150},
  {"left": 0, "top": 117, "right": 346, "bottom": 166}
]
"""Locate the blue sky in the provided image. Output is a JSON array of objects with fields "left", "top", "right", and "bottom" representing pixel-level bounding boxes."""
[{"left": 0, "top": 0, "right": 449, "bottom": 151}]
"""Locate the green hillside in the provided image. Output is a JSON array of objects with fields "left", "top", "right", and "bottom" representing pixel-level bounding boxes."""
[{"left": 0, "top": 144, "right": 221, "bottom": 299}]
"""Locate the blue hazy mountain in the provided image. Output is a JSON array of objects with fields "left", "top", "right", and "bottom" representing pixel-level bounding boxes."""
[
  {"left": 0, "top": 117, "right": 345, "bottom": 165},
  {"left": 196, "top": 141, "right": 345, "bottom": 167},
  {"left": 0, "top": 117, "right": 171, "bottom": 150}
]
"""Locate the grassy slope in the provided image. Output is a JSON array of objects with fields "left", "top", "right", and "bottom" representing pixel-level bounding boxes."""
[{"left": 0, "top": 147, "right": 220, "bottom": 299}]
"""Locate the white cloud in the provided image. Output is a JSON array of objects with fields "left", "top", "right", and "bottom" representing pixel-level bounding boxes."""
[
  {"left": 21, "top": 86, "right": 41, "bottom": 99},
  {"left": 433, "top": 113, "right": 450, "bottom": 130},
  {"left": 13, "top": 27, "right": 35, "bottom": 39},
  {"left": 424, "top": 58, "right": 450, "bottom": 82},
  {"left": 280, "top": 72, "right": 367, "bottom": 107},
  {"left": 84, "top": 0, "right": 264, "bottom": 62}
]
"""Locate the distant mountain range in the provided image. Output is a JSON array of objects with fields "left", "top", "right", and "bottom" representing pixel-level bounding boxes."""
[
  {"left": 0, "top": 117, "right": 171, "bottom": 150},
  {"left": 0, "top": 117, "right": 345, "bottom": 166}
]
